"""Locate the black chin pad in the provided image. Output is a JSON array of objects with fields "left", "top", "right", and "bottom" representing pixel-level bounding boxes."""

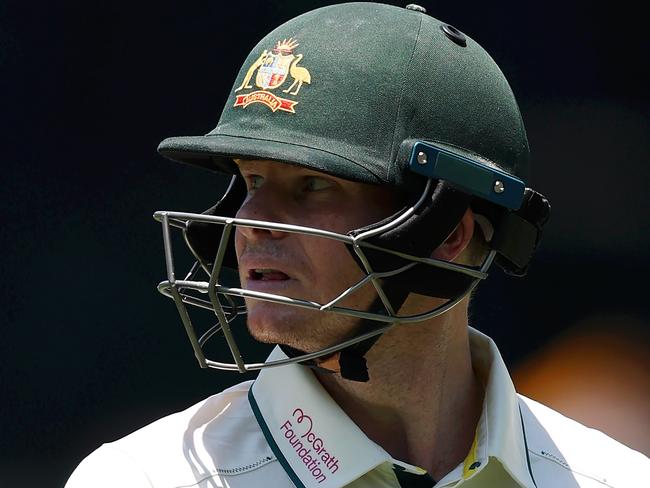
[
  {"left": 184, "top": 175, "right": 247, "bottom": 269},
  {"left": 347, "top": 180, "right": 474, "bottom": 300},
  {"left": 338, "top": 350, "right": 370, "bottom": 382}
]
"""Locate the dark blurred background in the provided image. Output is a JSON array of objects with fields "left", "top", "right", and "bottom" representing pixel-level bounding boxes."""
[{"left": 1, "top": 0, "right": 648, "bottom": 485}]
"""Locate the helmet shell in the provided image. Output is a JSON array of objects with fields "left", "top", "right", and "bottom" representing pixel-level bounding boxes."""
[{"left": 158, "top": 2, "right": 529, "bottom": 185}]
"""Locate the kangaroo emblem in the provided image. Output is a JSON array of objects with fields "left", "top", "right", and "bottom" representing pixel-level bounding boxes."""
[
  {"left": 283, "top": 54, "right": 311, "bottom": 96},
  {"left": 235, "top": 50, "right": 269, "bottom": 92}
]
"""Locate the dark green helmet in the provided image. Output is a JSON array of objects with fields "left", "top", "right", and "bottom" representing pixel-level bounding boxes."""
[{"left": 159, "top": 2, "right": 530, "bottom": 186}]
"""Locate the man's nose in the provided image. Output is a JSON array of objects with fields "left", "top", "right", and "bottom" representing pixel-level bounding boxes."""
[{"left": 235, "top": 188, "right": 288, "bottom": 241}]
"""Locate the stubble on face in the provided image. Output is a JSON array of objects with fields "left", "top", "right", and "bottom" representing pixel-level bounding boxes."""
[{"left": 238, "top": 232, "right": 382, "bottom": 353}]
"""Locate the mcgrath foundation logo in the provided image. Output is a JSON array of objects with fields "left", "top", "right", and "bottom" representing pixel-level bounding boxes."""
[
  {"left": 280, "top": 407, "right": 340, "bottom": 484},
  {"left": 234, "top": 38, "right": 311, "bottom": 114}
]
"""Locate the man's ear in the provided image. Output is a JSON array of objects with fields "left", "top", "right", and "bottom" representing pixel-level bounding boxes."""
[{"left": 432, "top": 207, "right": 475, "bottom": 262}]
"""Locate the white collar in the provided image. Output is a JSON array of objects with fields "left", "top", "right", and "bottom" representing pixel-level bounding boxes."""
[
  {"left": 437, "top": 328, "right": 538, "bottom": 488},
  {"left": 249, "top": 346, "right": 391, "bottom": 488},
  {"left": 248, "top": 327, "right": 537, "bottom": 488}
]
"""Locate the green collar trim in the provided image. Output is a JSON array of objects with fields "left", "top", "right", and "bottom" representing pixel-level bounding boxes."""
[
  {"left": 248, "top": 386, "right": 307, "bottom": 488},
  {"left": 518, "top": 404, "right": 538, "bottom": 488}
]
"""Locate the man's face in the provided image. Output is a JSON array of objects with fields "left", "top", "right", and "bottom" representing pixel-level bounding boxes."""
[{"left": 234, "top": 159, "right": 399, "bottom": 353}]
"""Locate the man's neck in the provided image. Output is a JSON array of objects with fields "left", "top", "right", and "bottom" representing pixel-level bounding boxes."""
[{"left": 315, "top": 301, "right": 483, "bottom": 481}]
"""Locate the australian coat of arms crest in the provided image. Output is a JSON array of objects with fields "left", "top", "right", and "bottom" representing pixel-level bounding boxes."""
[{"left": 234, "top": 38, "right": 311, "bottom": 114}]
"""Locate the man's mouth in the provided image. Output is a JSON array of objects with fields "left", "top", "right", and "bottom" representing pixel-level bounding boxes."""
[{"left": 248, "top": 268, "right": 291, "bottom": 281}]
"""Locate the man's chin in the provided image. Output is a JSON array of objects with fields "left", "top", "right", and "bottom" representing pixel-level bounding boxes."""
[
  {"left": 245, "top": 302, "right": 352, "bottom": 353},
  {"left": 245, "top": 302, "right": 312, "bottom": 346}
]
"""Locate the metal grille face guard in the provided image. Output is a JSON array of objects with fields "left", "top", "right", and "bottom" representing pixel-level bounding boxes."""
[{"left": 154, "top": 178, "right": 496, "bottom": 373}]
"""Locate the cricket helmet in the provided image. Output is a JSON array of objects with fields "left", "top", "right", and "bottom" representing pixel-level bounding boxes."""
[{"left": 155, "top": 2, "right": 550, "bottom": 381}]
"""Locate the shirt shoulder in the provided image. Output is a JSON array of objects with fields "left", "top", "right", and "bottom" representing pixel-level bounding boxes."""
[
  {"left": 65, "top": 380, "right": 285, "bottom": 488},
  {"left": 519, "top": 395, "right": 649, "bottom": 488}
]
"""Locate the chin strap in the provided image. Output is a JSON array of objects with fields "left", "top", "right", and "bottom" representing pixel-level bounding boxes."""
[
  {"left": 278, "top": 343, "right": 374, "bottom": 381},
  {"left": 277, "top": 328, "right": 377, "bottom": 382}
]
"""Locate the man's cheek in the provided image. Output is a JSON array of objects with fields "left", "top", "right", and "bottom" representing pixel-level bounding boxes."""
[{"left": 234, "top": 230, "right": 245, "bottom": 259}]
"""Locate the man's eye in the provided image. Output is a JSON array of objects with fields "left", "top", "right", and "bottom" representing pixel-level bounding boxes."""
[{"left": 304, "top": 177, "right": 332, "bottom": 191}]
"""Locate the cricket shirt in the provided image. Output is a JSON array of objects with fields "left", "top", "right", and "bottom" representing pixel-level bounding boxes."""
[{"left": 65, "top": 328, "right": 648, "bottom": 487}]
